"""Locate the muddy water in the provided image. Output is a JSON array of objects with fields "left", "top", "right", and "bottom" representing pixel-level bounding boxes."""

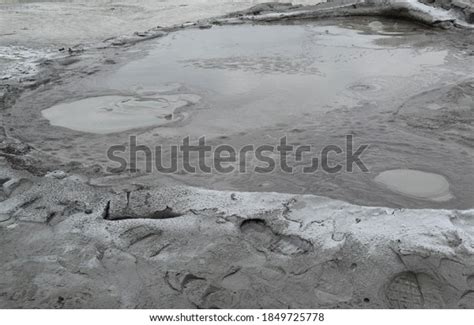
[
  {"left": 9, "top": 18, "right": 474, "bottom": 209},
  {"left": 95, "top": 23, "right": 447, "bottom": 137},
  {"left": 45, "top": 23, "right": 448, "bottom": 135}
]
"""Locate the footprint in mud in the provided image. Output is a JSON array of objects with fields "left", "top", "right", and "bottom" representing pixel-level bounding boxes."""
[
  {"left": 164, "top": 271, "right": 216, "bottom": 307},
  {"left": 118, "top": 225, "right": 162, "bottom": 248},
  {"left": 0, "top": 178, "right": 9, "bottom": 202},
  {"left": 458, "top": 291, "right": 474, "bottom": 308},
  {"left": 240, "top": 219, "right": 274, "bottom": 246},
  {"left": 0, "top": 213, "right": 11, "bottom": 223},
  {"left": 452, "top": 272, "right": 474, "bottom": 308},
  {"left": 467, "top": 275, "right": 474, "bottom": 289},
  {"left": 240, "top": 219, "right": 313, "bottom": 256},
  {"left": 458, "top": 275, "right": 474, "bottom": 308},
  {"left": 221, "top": 268, "right": 251, "bottom": 292},
  {"left": 271, "top": 235, "right": 313, "bottom": 256},
  {"left": 385, "top": 272, "right": 444, "bottom": 308},
  {"left": 1, "top": 178, "right": 33, "bottom": 198},
  {"left": 165, "top": 271, "right": 207, "bottom": 293},
  {"left": 0, "top": 178, "right": 36, "bottom": 223},
  {"left": 167, "top": 271, "right": 237, "bottom": 308}
]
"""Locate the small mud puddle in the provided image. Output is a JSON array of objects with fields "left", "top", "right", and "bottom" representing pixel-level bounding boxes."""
[
  {"left": 9, "top": 18, "right": 474, "bottom": 209},
  {"left": 42, "top": 92, "right": 200, "bottom": 134},
  {"left": 375, "top": 169, "right": 453, "bottom": 202}
]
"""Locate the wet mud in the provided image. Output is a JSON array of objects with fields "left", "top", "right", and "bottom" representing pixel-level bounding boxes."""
[
  {"left": 4, "top": 18, "right": 473, "bottom": 209},
  {"left": 1, "top": 1, "right": 474, "bottom": 309}
]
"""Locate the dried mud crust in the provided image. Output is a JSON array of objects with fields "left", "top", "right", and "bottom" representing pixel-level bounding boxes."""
[
  {"left": 225, "top": 0, "right": 463, "bottom": 26},
  {"left": 1, "top": 162, "right": 474, "bottom": 308}
]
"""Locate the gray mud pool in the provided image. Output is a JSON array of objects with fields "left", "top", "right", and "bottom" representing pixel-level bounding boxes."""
[{"left": 8, "top": 18, "right": 474, "bottom": 209}]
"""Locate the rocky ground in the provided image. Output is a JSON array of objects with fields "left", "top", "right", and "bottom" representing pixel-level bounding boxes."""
[{"left": 1, "top": 0, "right": 474, "bottom": 309}]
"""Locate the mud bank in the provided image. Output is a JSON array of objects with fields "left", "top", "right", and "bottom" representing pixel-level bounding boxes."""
[
  {"left": 0, "top": 1, "right": 474, "bottom": 309},
  {"left": 1, "top": 162, "right": 474, "bottom": 308}
]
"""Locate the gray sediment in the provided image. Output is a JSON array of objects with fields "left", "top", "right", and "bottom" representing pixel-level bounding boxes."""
[{"left": 0, "top": 0, "right": 474, "bottom": 309}]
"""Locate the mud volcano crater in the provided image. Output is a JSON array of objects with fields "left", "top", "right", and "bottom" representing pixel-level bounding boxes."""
[{"left": 5, "top": 17, "right": 474, "bottom": 209}]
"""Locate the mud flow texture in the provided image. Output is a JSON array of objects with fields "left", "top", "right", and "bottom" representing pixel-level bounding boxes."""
[{"left": 11, "top": 19, "right": 473, "bottom": 209}]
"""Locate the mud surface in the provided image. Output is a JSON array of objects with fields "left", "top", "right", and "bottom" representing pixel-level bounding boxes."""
[
  {"left": 5, "top": 18, "right": 473, "bottom": 209},
  {"left": 1, "top": 0, "right": 474, "bottom": 309}
]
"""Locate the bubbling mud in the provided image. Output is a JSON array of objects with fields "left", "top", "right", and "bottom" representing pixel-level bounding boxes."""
[{"left": 42, "top": 92, "right": 200, "bottom": 134}]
